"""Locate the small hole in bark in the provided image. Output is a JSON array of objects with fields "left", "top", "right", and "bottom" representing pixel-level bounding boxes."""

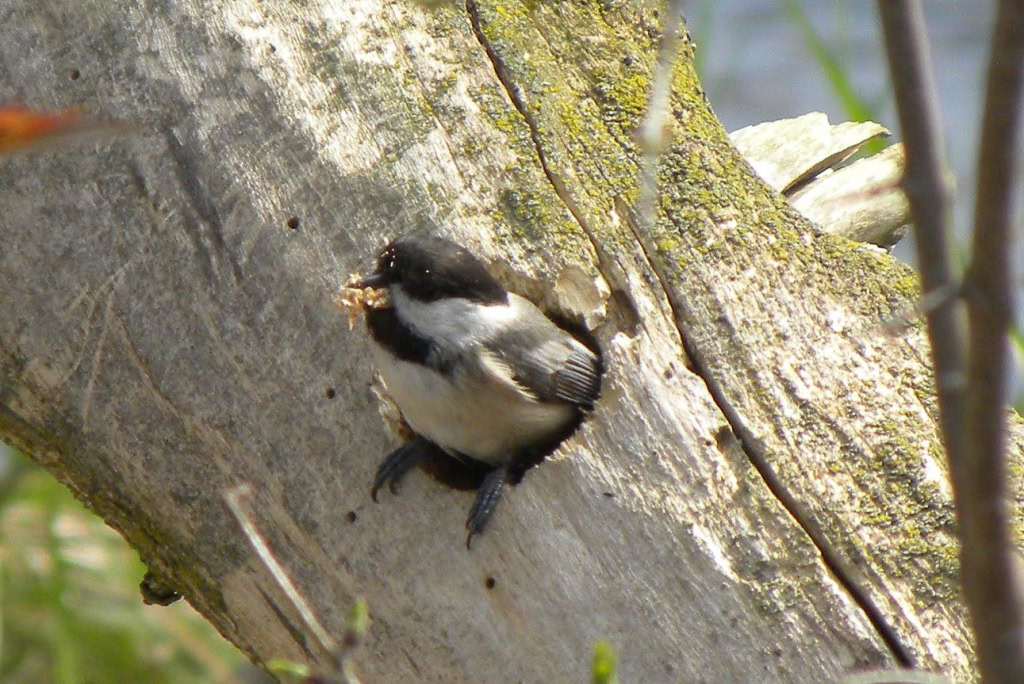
[
  {"left": 325, "top": 387, "right": 336, "bottom": 399},
  {"left": 286, "top": 216, "right": 300, "bottom": 230},
  {"left": 485, "top": 576, "right": 496, "bottom": 590},
  {"left": 346, "top": 511, "right": 357, "bottom": 523},
  {"left": 69, "top": 69, "right": 81, "bottom": 81}
]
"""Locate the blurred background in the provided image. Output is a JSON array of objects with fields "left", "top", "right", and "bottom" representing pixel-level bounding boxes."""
[
  {"left": 690, "top": 0, "right": 993, "bottom": 265},
  {"left": 0, "top": 446, "right": 253, "bottom": 682},
  {"left": 0, "top": 1, "right": 994, "bottom": 682}
]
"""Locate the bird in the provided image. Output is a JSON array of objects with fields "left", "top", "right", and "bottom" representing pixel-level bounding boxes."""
[{"left": 352, "top": 235, "right": 602, "bottom": 547}]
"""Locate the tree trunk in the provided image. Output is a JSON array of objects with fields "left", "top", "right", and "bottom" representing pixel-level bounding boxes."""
[{"left": 0, "top": 1, "right": 1015, "bottom": 680}]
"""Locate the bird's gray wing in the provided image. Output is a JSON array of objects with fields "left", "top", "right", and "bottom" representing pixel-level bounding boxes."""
[{"left": 483, "top": 326, "right": 601, "bottom": 409}]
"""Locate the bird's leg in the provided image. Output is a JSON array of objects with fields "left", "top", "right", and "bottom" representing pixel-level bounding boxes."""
[
  {"left": 371, "top": 438, "right": 436, "bottom": 502},
  {"left": 465, "top": 464, "right": 510, "bottom": 549}
]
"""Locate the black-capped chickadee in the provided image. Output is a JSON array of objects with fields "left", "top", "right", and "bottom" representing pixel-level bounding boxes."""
[{"left": 354, "top": 236, "right": 603, "bottom": 547}]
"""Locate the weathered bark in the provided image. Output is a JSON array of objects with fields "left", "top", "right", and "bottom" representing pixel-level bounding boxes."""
[
  {"left": 731, "top": 112, "right": 910, "bottom": 248},
  {"left": 0, "top": 1, "right": 1017, "bottom": 681}
]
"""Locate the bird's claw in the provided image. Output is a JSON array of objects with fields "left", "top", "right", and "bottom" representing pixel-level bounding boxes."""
[
  {"left": 371, "top": 439, "right": 433, "bottom": 502},
  {"left": 465, "top": 465, "right": 509, "bottom": 549}
]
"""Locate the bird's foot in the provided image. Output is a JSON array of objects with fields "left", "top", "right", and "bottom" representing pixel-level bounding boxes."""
[
  {"left": 465, "top": 465, "right": 509, "bottom": 549},
  {"left": 371, "top": 438, "right": 435, "bottom": 502}
]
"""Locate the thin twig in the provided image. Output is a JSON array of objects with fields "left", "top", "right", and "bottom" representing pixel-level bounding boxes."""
[
  {"left": 879, "top": 0, "right": 1024, "bottom": 680},
  {"left": 223, "top": 484, "right": 341, "bottom": 666},
  {"left": 839, "top": 668, "right": 952, "bottom": 684},
  {"left": 881, "top": 283, "right": 961, "bottom": 335},
  {"left": 963, "top": 0, "right": 1024, "bottom": 679},
  {"left": 877, "top": 1, "right": 968, "bottom": 473},
  {"left": 637, "top": 0, "right": 684, "bottom": 233}
]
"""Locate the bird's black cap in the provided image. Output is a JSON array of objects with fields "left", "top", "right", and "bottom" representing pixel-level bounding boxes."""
[{"left": 364, "top": 235, "right": 508, "bottom": 305}]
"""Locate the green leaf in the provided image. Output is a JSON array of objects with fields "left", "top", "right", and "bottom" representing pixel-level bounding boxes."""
[
  {"left": 266, "top": 659, "right": 311, "bottom": 677},
  {"left": 592, "top": 640, "right": 618, "bottom": 684}
]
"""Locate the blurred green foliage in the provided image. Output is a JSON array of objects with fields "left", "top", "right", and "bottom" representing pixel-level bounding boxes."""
[
  {"left": 592, "top": 640, "right": 618, "bottom": 684},
  {"left": 776, "top": 0, "right": 878, "bottom": 123},
  {"left": 0, "top": 446, "right": 247, "bottom": 684}
]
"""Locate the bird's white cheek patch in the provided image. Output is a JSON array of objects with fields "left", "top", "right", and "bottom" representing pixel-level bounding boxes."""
[{"left": 390, "top": 289, "right": 516, "bottom": 347}]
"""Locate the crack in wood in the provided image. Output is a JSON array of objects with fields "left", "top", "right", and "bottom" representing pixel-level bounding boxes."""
[
  {"left": 82, "top": 292, "right": 116, "bottom": 426},
  {"left": 465, "top": 0, "right": 913, "bottom": 666},
  {"left": 621, "top": 209, "right": 916, "bottom": 669},
  {"left": 164, "top": 129, "right": 243, "bottom": 284},
  {"left": 465, "top": 0, "right": 636, "bottom": 322}
]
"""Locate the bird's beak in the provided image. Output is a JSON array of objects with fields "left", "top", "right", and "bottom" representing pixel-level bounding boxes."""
[{"left": 354, "top": 272, "right": 388, "bottom": 289}]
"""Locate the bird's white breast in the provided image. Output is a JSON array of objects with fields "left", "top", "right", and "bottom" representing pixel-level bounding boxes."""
[{"left": 369, "top": 322, "right": 574, "bottom": 464}]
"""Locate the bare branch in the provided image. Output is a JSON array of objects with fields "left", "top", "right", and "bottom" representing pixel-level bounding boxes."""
[
  {"left": 880, "top": 0, "right": 1024, "bottom": 679},
  {"left": 877, "top": 1, "right": 967, "bottom": 470},
  {"left": 637, "top": 0, "right": 684, "bottom": 232},
  {"left": 224, "top": 484, "right": 341, "bottom": 668},
  {"left": 963, "top": 0, "right": 1024, "bottom": 679}
]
